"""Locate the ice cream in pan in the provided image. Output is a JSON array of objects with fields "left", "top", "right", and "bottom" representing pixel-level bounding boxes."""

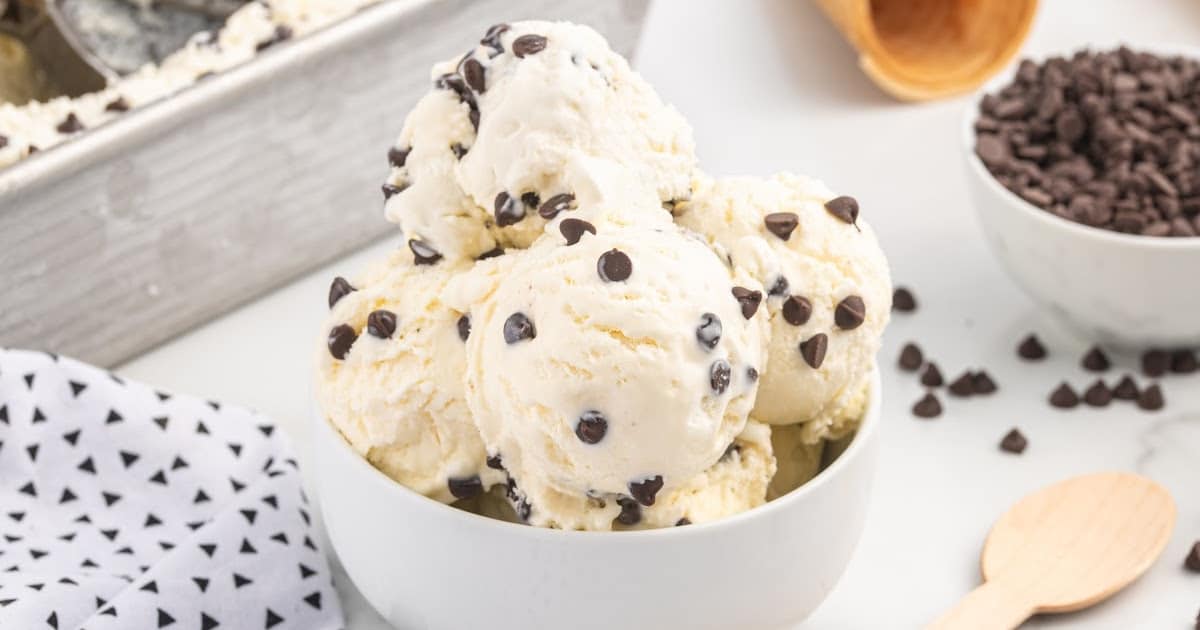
[{"left": 315, "top": 20, "right": 892, "bottom": 530}]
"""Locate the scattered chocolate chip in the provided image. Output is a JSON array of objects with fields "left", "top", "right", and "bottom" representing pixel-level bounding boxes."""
[
  {"left": 615, "top": 497, "right": 641, "bottom": 525},
  {"left": 105, "top": 98, "right": 130, "bottom": 113},
  {"left": 520, "top": 191, "right": 540, "bottom": 209},
  {"left": 456, "top": 314, "right": 471, "bottom": 342},
  {"left": 824, "top": 196, "right": 859, "bottom": 227},
  {"left": 511, "top": 34, "right": 548, "bottom": 58},
  {"left": 559, "top": 218, "right": 596, "bottom": 245},
  {"left": 382, "top": 182, "right": 407, "bottom": 199},
  {"left": 628, "top": 476, "right": 664, "bottom": 507},
  {"left": 920, "top": 363, "right": 944, "bottom": 387},
  {"left": 477, "top": 246, "right": 505, "bottom": 260},
  {"left": 782, "top": 295, "right": 812, "bottom": 326},
  {"left": 468, "top": 109, "right": 480, "bottom": 131},
  {"left": 731, "top": 287, "right": 762, "bottom": 319},
  {"left": 912, "top": 392, "right": 942, "bottom": 418},
  {"left": 971, "top": 371, "right": 998, "bottom": 394},
  {"left": 366, "top": 310, "right": 397, "bottom": 339},
  {"left": 460, "top": 57, "right": 486, "bottom": 92},
  {"left": 898, "top": 343, "right": 924, "bottom": 372},
  {"left": 327, "top": 324, "right": 357, "bottom": 360},
  {"left": 763, "top": 212, "right": 799, "bottom": 240},
  {"left": 408, "top": 239, "right": 442, "bottom": 265},
  {"left": 1083, "top": 380, "right": 1112, "bottom": 407},
  {"left": 834, "top": 295, "right": 866, "bottom": 330},
  {"left": 503, "top": 313, "right": 535, "bottom": 344},
  {"left": 448, "top": 476, "right": 483, "bottom": 500},
  {"left": 1017, "top": 334, "right": 1047, "bottom": 360},
  {"left": 486, "top": 454, "right": 504, "bottom": 470},
  {"left": 696, "top": 313, "right": 722, "bottom": 350},
  {"left": 451, "top": 143, "right": 468, "bottom": 159},
  {"left": 1138, "top": 384, "right": 1164, "bottom": 411},
  {"left": 56, "top": 113, "right": 83, "bottom": 134},
  {"left": 575, "top": 410, "right": 608, "bottom": 444},
  {"left": 494, "top": 192, "right": 524, "bottom": 226},
  {"left": 768, "top": 275, "right": 789, "bottom": 297},
  {"left": 1185, "top": 541, "right": 1200, "bottom": 572},
  {"left": 746, "top": 366, "right": 759, "bottom": 382},
  {"left": 480, "top": 23, "right": 510, "bottom": 53},
  {"left": 328, "top": 277, "right": 355, "bottom": 309},
  {"left": 387, "top": 146, "right": 410, "bottom": 168},
  {"left": 597, "top": 249, "right": 632, "bottom": 282},
  {"left": 1113, "top": 375, "right": 1140, "bottom": 400},
  {"left": 892, "top": 287, "right": 917, "bottom": 312},
  {"left": 675, "top": 518, "right": 691, "bottom": 527},
  {"left": 999, "top": 428, "right": 1027, "bottom": 454},
  {"left": 255, "top": 24, "right": 293, "bottom": 51},
  {"left": 799, "top": 333, "right": 828, "bottom": 369},
  {"left": 948, "top": 372, "right": 975, "bottom": 397},
  {"left": 710, "top": 360, "right": 732, "bottom": 394},
  {"left": 1171, "top": 349, "right": 1198, "bottom": 374},
  {"left": 1081, "top": 346, "right": 1110, "bottom": 372},
  {"left": 0, "top": 135, "right": 7, "bottom": 150},
  {"left": 1049, "top": 382, "right": 1080, "bottom": 408},
  {"left": 1142, "top": 349, "right": 1170, "bottom": 377},
  {"left": 539, "top": 193, "right": 576, "bottom": 219}
]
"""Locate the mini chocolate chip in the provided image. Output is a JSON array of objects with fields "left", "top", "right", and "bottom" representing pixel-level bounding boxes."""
[
  {"left": 448, "top": 476, "right": 483, "bottom": 500},
  {"left": 481, "top": 23, "right": 510, "bottom": 53},
  {"left": 1083, "top": 380, "right": 1112, "bottom": 407},
  {"left": 519, "top": 192, "right": 540, "bottom": 209},
  {"left": 999, "top": 428, "right": 1027, "bottom": 454},
  {"left": 503, "top": 313, "right": 535, "bottom": 344},
  {"left": 746, "top": 366, "right": 759, "bottom": 381},
  {"left": 388, "top": 146, "right": 410, "bottom": 168},
  {"left": 1171, "top": 349, "right": 1198, "bottom": 374},
  {"left": 434, "top": 73, "right": 475, "bottom": 107},
  {"left": 57, "top": 113, "right": 84, "bottom": 134},
  {"left": 824, "top": 196, "right": 859, "bottom": 226},
  {"left": 328, "top": 277, "right": 355, "bottom": 309},
  {"left": 597, "top": 249, "right": 632, "bottom": 282},
  {"left": 1142, "top": 349, "right": 1170, "bottom": 377},
  {"left": 408, "top": 239, "right": 442, "bottom": 265},
  {"left": 912, "top": 393, "right": 942, "bottom": 418},
  {"left": 575, "top": 410, "right": 608, "bottom": 444},
  {"left": 255, "top": 24, "right": 293, "bottom": 51},
  {"left": 892, "top": 287, "right": 917, "bottom": 312},
  {"left": 105, "top": 98, "right": 130, "bottom": 113},
  {"left": 799, "top": 333, "right": 828, "bottom": 369},
  {"left": 615, "top": 497, "right": 641, "bottom": 525},
  {"left": 1081, "top": 346, "right": 1110, "bottom": 371},
  {"left": 1049, "top": 382, "right": 1080, "bottom": 408},
  {"left": 731, "top": 287, "right": 762, "bottom": 319},
  {"left": 1017, "top": 334, "right": 1047, "bottom": 360},
  {"left": 382, "top": 182, "right": 407, "bottom": 199},
  {"left": 696, "top": 313, "right": 722, "bottom": 350},
  {"left": 1138, "top": 384, "right": 1164, "bottom": 411},
  {"left": 675, "top": 518, "right": 691, "bottom": 527},
  {"left": 468, "top": 109, "right": 480, "bottom": 131},
  {"left": 971, "top": 371, "right": 998, "bottom": 394},
  {"left": 486, "top": 454, "right": 504, "bottom": 470},
  {"left": 768, "top": 276, "right": 789, "bottom": 297},
  {"left": 1185, "top": 541, "right": 1200, "bottom": 572},
  {"left": 559, "top": 218, "right": 596, "bottom": 246},
  {"left": 0, "top": 135, "right": 6, "bottom": 149},
  {"left": 511, "top": 34, "right": 548, "bottom": 58},
  {"left": 327, "top": 324, "right": 357, "bottom": 360},
  {"left": 628, "top": 476, "right": 664, "bottom": 507},
  {"left": 477, "top": 246, "right": 505, "bottom": 260},
  {"left": 710, "top": 360, "right": 732, "bottom": 394},
  {"left": 457, "top": 314, "right": 471, "bottom": 342},
  {"left": 834, "top": 295, "right": 866, "bottom": 330},
  {"left": 898, "top": 343, "right": 924, "bottom": 372},
  {"left": 920, "top": 363, "right": 944, "bottom": 387},
  {"left": 539, "top": 193, "right": 576, "bottom": 219},
  {"left": 763, "top": 212, "right": 799, "bottom": 240},
  {"left": 494, "top": 192, "right": 525, "bottom": 226},
  {"left": 782, "top": 295, "right": 812, "bottom": 326},
  {"left": 1113, "top": 375, "right": 1140, "bottom": 400},
  {"left": 451, "top": 143, "right": 468, "bottom": 159},
  {"left": 366, "top": 310, "right": 397, "bottom": 339},
  {"left": 461, "top": 57, "right": 486, "bottom": 92},
  {"left": 948, "top": 372, "right": 975, "bottom": 397}
]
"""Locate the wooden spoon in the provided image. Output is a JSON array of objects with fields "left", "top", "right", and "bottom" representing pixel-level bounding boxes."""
[{"left": 929, "top": 472, "right": 1175, "bottom": 630}]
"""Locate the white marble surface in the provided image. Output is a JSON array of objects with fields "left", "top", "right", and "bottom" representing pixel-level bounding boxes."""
[{"left": 118, "top": 0, "right": 1200, "bottom": 627}]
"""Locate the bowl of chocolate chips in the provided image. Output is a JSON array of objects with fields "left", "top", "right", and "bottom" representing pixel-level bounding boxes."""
[{"left": 963, "top": 46, "right": 1200, "bottom": 347}]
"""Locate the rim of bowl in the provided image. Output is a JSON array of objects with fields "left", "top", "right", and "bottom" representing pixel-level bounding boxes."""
[
  {"left": 316, "top": 367, "right": 881, "bottom": 541},
  {"left": 961, "top": 42, "right": 1200, "bottom": 250}
]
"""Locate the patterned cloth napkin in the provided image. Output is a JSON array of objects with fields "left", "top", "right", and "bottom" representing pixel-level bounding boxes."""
[{"left": 0, "top": 349, "right": 344, "bottom": 629}]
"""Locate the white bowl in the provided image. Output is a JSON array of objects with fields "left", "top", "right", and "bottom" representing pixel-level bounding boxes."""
[
  {"left": 314, "top": 370, "right": 881, "bottom": 630},
  {"left": 962, "top": 50, "right": 1200, "bottom": 349}
]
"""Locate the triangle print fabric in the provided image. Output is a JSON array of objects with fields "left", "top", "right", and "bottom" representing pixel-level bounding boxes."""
[{"left": 0, "top": 349, "right": 343, "bottom": 629}]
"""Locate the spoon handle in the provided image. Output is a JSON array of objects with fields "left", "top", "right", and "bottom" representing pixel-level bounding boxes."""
[{"left": 927, "top": 578, "right": 1036, "bottom": 630}]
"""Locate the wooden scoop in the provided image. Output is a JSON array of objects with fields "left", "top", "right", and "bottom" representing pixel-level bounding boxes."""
[{"left": 929, "top": 472, "right": 1175, "bottom": 630}]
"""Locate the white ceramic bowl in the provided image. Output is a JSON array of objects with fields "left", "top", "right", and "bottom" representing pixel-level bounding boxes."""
[
  {"left": 314, "top": 370, "right": 881, "bottom": 630},
  {"left": 962, "top": 51, "right": 1200, "bottom": 348}
]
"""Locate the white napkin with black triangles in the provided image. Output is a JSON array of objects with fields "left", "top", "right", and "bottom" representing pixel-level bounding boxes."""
[{"left": 0, "top": 349, "right": 344, "bottom": 629}]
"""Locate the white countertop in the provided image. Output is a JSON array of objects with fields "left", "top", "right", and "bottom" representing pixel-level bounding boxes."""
[{"left": 119, "top": 0, "right": 1200, "bottom": 627}]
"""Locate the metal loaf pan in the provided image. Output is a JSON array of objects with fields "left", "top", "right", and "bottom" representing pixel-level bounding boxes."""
[{"left": 0, "top": 0, "right": 647, "bottom": 367}]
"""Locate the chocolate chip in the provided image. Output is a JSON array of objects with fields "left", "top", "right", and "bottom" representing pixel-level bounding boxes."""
[
  {"left": 451, "top": 143, "right": 468, "bottom": 159},
  {"left": 366, "top": 310, "right": 397, "bottom": 339},
  {"left": 0, "top": 135, "right": 6, "bottom": 150},
  {"left": 382, "top": 182, "right": 407, "bottom": 199},
  {"left": 834, "top": 295, "right": 866, "bottom": 330},
  {"left": 696, "top": 313, "right": 722, "bottom": 350},
  {"left": 460, "top": 57, "right": 486, "bottom": 92},
  {"left": 799, "top": 334, "right": 828, "bottom": 369},
  {"left": 481, "top": 23, "right": 510, "bottom": 53},
  {"left": 710, "top": 360, "right": 732, "bottom": 394},
  {"left": 328, "top": 277, "right": 355, "bottom": 309},
  {"left": 746, "top": 366, "right": 759, "bottom": 382},
  {"left": 1083, "top": 380, "right": 1112, "bottom": 407},
  {"left": 511, "top": 34, "right": 548, "bottom": 58},
  {"left": 763, "top": 212, "right": 798, "bottom": 240},
  {"left": 912, "top": 393, "right": 942, "bottom": 418},
  {"left": 559, "top": 218, "right": 596, "bottom": 246},
  {"left": 1113, "top": 375, "right": 1140, "bottom": 400},
  {"left": 898, "top": 343, "right": 923, "bottom": 371},
  {"left": 408, "top": 239, "right": 442, "bottom": 265},
  {"left": 597, "top": 249, "right": 632, "bottom": 282},
  {"left": 768, "top": 276, "right": 789, "bottom": 297},
  {"left": 56, "top": 113, "right": 83, "bottom": 134},
  {"left": 255, "top": 24, "right": 293, "bottom": 51},
  {"left": 920, "top": 363, "right": 943, "bottom": 387},
  {"left": 999, "top": 428, "right": 1027, "bottom": 454},
  {"left": 1049, "top": 382, "right": 1080, "bottom": 408},
  {"left": 477, "top": 246, "right": 505, "bottom": 260},
  {"left": 892, "top": 287, "right": 917, "bottom": 312},
  {"left": 1081, "top": 346, "right": 1110, "bottom": 371},
  {"left": 1137, "top": 384, "right": 1164, "bottom": 411},
  {"left": 972, "top": 371, "right": 998, "bottom": 394},
  {"left": 782, "top": 295, "right": 812, "bottom": 326},
  {"left": 1017, "top": 334, "right": 1047, "bottom": 360},
  {"left": 468, "top": 109, "right": 480, "bottom": 131},
  {"left": 387, "top": 146, "right": 410, "bottom": 168},
  {"left": 435, "top": 73, "right": 474, "bottom": 106},
  {"left": 494, "top": 192, "right": 524, "bottom": 226},
  {"left": 615, "top": 497, "right": 641, "bottom": 525},
  {"left": 824, "top": 196, "right": 859, "bottom": 226},
  {"left": 503, "top": 313, "right": 535, "bottom": 344},
  {"left": 675, "top": 518, "right": 691, "bottom": 527},
  {"left": 448, "top": 476, "right": 483, "bottom": 500},
  {"left": 1142, "top": 349, "right": 1170, "bottom": 377},
  {"left": 731, "top": 287, "right": 762, "bottom": 319},
  {"left": 575, "top": 410, "right": 607, "bottom": 444},
  {"left": 520, "top": 191, "right": 540, "bottom": 209},
  {"left": 948, "top": 372, "right": 975, "bottom": 397},
  {"left": 105, "top": 98, "right": 130, "bottom": 113},
  {"left": 456, "top": 314, "right": 471, "bottom": 342},
  {"left": 1185, "top": 541, "right": 1200, "bottom": 572},
  {"left": 628, "top": 476, "right": 664, "bottom": 507},
  {"left": 486, "top": 454, "right": 504, "bottom": 470},
  {"left": 327, "top": 324, "right": 357, "bottom": 360},
  {"left": 1171, "top": 349, "right": 1198, "bottom": 373},
  {"left": 538, "top": 193, "right": 576, "bottom": 219}
]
